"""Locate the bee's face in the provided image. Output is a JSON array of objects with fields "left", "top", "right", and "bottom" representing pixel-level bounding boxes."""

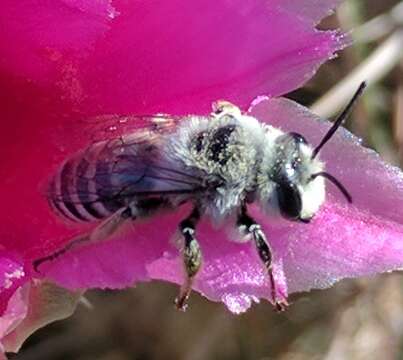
[
  {"left": 258, "top": 84, "right": 364, "bottom": 223},
  {"left": 264, "top": 132, "right": 326, "bottom": 222}
]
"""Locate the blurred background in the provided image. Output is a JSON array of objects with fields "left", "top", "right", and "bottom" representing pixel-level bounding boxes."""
[{"left": 11, "top": 1, "right": 403, "bottom": 359}]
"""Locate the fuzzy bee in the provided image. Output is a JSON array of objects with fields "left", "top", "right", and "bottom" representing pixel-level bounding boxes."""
[{"left": 34, "top": 82, "right": 366, "bottom": 311}]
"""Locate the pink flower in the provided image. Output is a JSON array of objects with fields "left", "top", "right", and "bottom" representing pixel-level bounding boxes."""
[{"left": 1, "top": 0, "right": 402, "bottom": 353}]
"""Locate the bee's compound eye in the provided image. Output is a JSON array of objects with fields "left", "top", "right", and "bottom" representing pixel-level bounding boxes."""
[
  {"left": 299, "top": 216, "right": 312, "bottom": 224},
  {"left": 276, "top": 182, "right": 302, "bottom": 220},
  {"left": 288, "top": 132, "right": 307, "bottom": 145}
]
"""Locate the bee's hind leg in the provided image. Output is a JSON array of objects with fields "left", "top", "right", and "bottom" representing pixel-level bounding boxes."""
[
  {"left": 175, "top": 207, "right": 202, "bottom": 311},
  {"left": 33, "top": 198, "right": 171, "bottom": 272},
  {"left": 237, "top": 205, "right": 288, "bottom": 312},
  {"left": 33, "top": 206, "right": 135, "bottom": 272}
]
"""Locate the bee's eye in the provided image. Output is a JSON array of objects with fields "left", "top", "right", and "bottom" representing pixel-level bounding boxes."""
[
  {"left": 288, "top": 132, "right": 307, "bottom": 145},
  {"left": 276, "top": 182, "right": 302, "bottom": 220}
]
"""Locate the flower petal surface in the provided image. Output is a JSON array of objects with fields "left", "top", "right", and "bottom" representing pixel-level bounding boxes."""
[
  {"left": 0, "top": 0, "right": 349, "bottom": 313},
  {"left": 249, "top": 97, "right": 403, "bottom": 292}
]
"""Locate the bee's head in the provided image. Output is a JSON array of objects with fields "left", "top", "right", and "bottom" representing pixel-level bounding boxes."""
[
  {"left": 260, "top": 131, "right": 352, "bottom": 223},
  {"left": 275, "top": 133, "right": 325, "bottom": 221},
  {"left": 258, "top": 82, "right": 366, "bottom": 223}
]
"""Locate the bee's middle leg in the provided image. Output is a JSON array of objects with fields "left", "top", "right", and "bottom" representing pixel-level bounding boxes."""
[
  {"left": 175, "top": 207, "right": 202, "bottom": 311},
  {"left": 237, "top": 205, "right": 288, "bottom": 311}
]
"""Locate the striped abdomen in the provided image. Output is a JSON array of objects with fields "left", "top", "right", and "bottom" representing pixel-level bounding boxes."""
[
  {"left": 48, "top": 141, "right": 129, "bottom": 222},
  {"left": 48, "top": 127, "right": 201, "bottom": 223}
]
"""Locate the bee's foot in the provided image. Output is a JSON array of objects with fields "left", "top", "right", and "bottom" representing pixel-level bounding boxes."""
[
  {"left": 174, "top": 293, "right": 190, "bottom": 312},
  {"left": 273, "top": 299, "right": 289, "bottom": 312}
]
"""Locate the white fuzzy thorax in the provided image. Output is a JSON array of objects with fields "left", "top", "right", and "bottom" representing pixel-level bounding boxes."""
[{"left": 164, "top": 106, "right": 327, "bottom": 223}]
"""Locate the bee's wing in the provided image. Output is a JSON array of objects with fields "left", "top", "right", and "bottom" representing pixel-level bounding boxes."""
[
  {"left": 48, "top": 117, "right": 205, "bottom": 222},
  {"left": 40, "top": 113, "right": 206, "bottom": 269},
  {"left": 80, "top": 113, "right": 189, "bottom": 143}
]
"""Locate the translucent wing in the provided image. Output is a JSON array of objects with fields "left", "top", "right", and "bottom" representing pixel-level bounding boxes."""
[
  {"left": 39, "top": 113, "right": 207, "bottom": 270},
  {"left": 48, "top": 119, "right": 205, "bottom": 223},
  {"left": 80, "top": 113, "right": 189, "bottom": 143}
]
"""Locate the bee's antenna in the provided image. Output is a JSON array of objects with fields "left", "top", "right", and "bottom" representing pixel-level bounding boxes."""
[
  {"left": 312, "top": 81, "right": 367, "bottom": 159},
  {"left": 310, "top": 172, "right": 352, "bottom": 203}
]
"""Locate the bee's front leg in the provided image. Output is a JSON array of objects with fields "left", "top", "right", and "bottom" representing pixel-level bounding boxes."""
[
  {"left": 237, "top": 206, "right": 288, "bottom": 312},
  {"left": 175, "top": 207, "right": 202, "bottom": 311}
]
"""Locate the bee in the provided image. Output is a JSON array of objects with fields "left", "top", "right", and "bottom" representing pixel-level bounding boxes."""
[{"left": 34, "top": 82, "right": 366, "bottom": 311}]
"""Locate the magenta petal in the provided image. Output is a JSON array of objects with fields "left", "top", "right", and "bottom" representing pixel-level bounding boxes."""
[
  {"left": 37, "top": 93, "right": 403, "bottom": 311},
  {"left": 44, "top": 207, "right": 287, "bottom": 313},
  {"left": 0, "top": 285, "right": 28, "bottom": 347},
  {"left": 273, "top": 0, "right": 342, "bottom": 24},
  {"left": 249, "top": 97, "right": 403, "bottom": 292},
  {"left": 0, "top": 0, "right": 116, "bottom": 82},
  {"left": 42, "top": 209, "right": 191, "bottom": 289},
  {"left": 0, "top": 0, "right": 346, "bottom": 255},
  {"left": 250, "top": 97, "right": 403, "bottom": 223},
  {"left": 0, "top": 257, "right": 25, "bottom": 294},
  {"left": 147, "top": 217, "right": 288, "bottom": 314},
  {"left": 0, "top": 255, "right": 26, "bottom": 320},
  {"left": 1, "top": 0, "right": 355, "bottom": 314},
  {"left": 265, "top": 201, "right": 403, "bottom": 293},
  {"left": 1, "top": 1, "right": 345, "bottom": 114},
  {"left": 69, "top": 0, "right": 346, "bottom": 114}
]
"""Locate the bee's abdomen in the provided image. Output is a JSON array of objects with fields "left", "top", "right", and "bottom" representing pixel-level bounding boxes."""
[{"left": 48, "top": 149, "right": 125, "bottom": 222}]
